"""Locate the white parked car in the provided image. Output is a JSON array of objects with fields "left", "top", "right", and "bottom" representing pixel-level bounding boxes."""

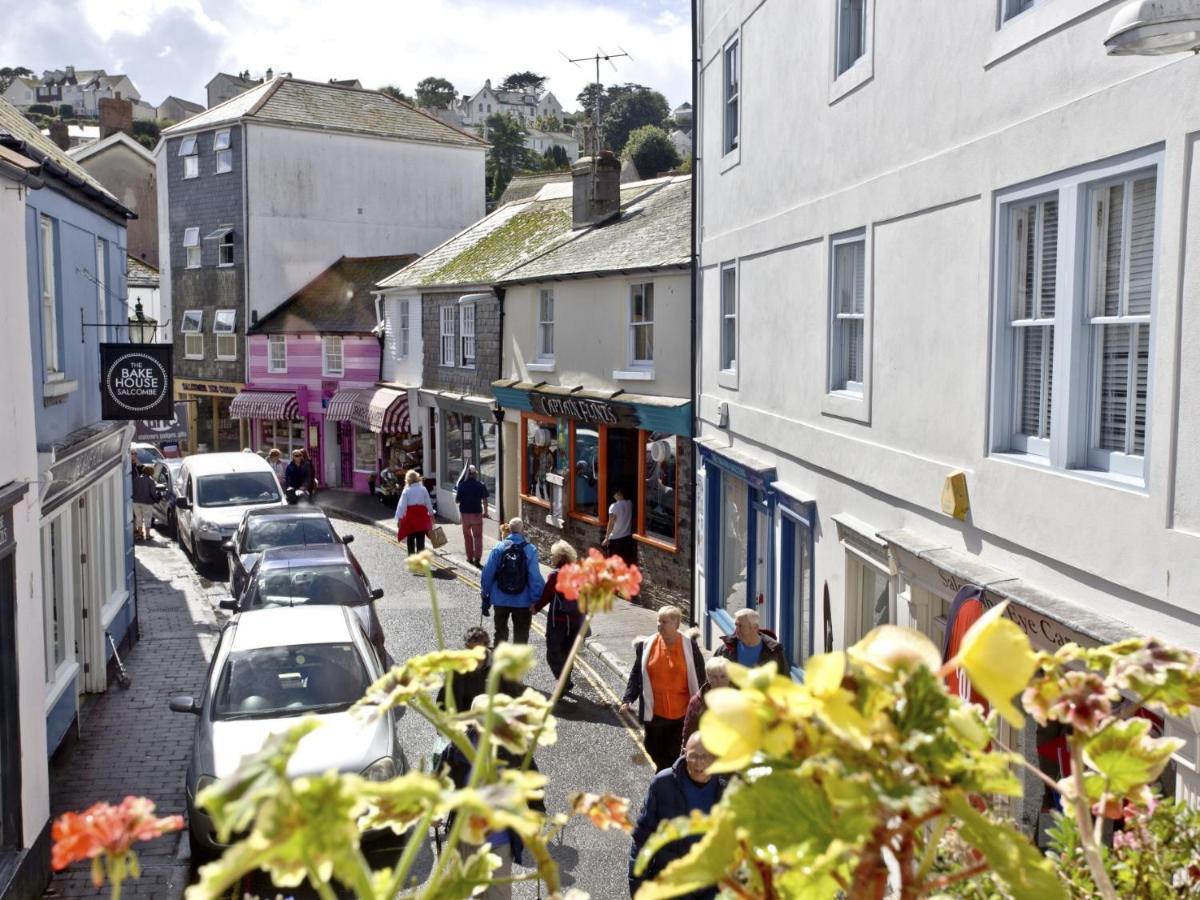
[{"left": 175, "top": 452, "right": 284, "bottom": 568}]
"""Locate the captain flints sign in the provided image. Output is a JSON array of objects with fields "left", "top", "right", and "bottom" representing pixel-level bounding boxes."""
[{"left": 100, "top": 343, "right": 173, "bottom": 420}]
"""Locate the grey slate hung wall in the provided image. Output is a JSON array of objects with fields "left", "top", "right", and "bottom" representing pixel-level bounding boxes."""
[
  {"left": 421, "top": 291, "right": 500, "bottom": 394},
  {"left": 166, "top": 125, "right": 245, "bottom": 384}
]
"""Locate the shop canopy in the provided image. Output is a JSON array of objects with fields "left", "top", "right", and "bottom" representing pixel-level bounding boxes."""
[
  {"left": 229, "top": 390, "right": 300, "bottom": 420},
  {"left": 491, "top": 380, "right": 692, "bottom": 437},
  {"left": 325, "top": 387, "right": 410, "bottom": 434}
]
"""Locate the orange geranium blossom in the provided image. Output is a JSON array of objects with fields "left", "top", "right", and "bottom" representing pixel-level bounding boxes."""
[
  {"left": 52, "top": 796, "right": 183, "bottom": 886},
  {"left": 555, "top": 549, "right": 642, "bottom": 614}
]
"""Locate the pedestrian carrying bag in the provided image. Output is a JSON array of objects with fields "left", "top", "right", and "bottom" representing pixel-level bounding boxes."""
[
  {"left": 430, "top": 525, "right": 448, "bottom": 549},
  {"left": 496, "top": 543, "right": 530, "bottom": 594}
]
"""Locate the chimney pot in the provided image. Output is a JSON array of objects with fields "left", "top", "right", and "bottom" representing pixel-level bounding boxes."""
[
  {"left": 48, "top": 120, "right": 70, "bottom": 152},
  {"left": 571, "top": 150, "right": 621, "bottom": 230}
]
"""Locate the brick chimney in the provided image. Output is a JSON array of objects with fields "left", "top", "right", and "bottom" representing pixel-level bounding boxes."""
[
  {"left": 571, "top": 150, "right": 621, "bottom": 230},
  {"left": 99, "top": 97, "right": 133, "bottom": 138},
  {"left": 48, "top": 120, "right": 70, "bottom": 151}
]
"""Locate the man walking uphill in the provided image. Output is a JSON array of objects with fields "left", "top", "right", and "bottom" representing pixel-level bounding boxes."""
[{"left": 481, "top": 518, "right": 545, "bottom": 645}]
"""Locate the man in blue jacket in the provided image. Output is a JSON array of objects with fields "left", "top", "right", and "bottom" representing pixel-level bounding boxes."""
[
  {"left": 629, "top": 732, "right": 726, "bottom": 898},
  {"left": 480, "top": 517, "right": 545, "bottom": 645}
]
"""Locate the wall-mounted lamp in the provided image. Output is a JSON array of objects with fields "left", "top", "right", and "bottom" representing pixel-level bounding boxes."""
[{"left": 1105, "top": 0, "right": 1200, "bottom": 55}]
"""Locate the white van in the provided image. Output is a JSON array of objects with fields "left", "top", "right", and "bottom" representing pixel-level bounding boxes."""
[{"left": 175, "top": 453, "right": 284, "bottom": 567}]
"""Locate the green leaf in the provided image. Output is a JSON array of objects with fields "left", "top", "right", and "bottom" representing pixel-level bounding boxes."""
[
  {"left": 944, "top": 790, "right": 1067, "bottom": 900},
  {"left": 1083, "top": 718, "right": 1183, "bottom": 800},
  {"left": 634, "top": 807, "right": 739, "bottom": 899},
  {"left": 422, "top": 843, "right": 500, "bottom": 900},
  {"left": 726, "top": 768, "right": 866, "bottom": 851},
  {"left": 633, "top": 813, "right": 714, "bottom": 878}
]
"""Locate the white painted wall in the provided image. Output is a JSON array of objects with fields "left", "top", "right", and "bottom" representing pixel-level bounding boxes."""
[
  {"left": 244, "top": 123, "right": 485, "bottom": 321},
  {"left": 379, "top": 289, "right": 424, "bottom": 386},
  {"left": 696, "top": 0, "right": 1200, "bottom": 656},
  {"left": 0, "top": 170, "right": 49, "bottom": 847},
  {"left": 501, "top": 272, "right": 691, "bottom": 398}
]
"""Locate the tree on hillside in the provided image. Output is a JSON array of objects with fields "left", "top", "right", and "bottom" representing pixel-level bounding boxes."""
[
  {"left": 378, "top": 84, "right": 413, "bottom": 104},
  {"left": 415, "top": 76, "right": 456, "bottom": 109},
  {"left": 576, "top": 83, "right": 610, "bottom": 121},
  {"left": 603, "top": 84, "right": 670, "bottom": 156},
  {"left": 499, "top": 71, "right": 547, "bottom": 96},
  {"left": 622, "top": 124, "right": 680, "bottom": 179},
  {"left": 542, "top": 144, "right": 570, "bottom": 170},
  {"left": 485, "top": 113, "right": 530, "bottom": 201},
  {"left": 0, "top": 66, "right": 33, "bottom": 93},
  {"left": 535, "top": 114, "right": 562, "bottom": 132}
]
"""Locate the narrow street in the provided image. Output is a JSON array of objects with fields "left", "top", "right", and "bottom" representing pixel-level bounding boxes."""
[{"left": 44, "top": 517, "right": 655, "bottom": 899}]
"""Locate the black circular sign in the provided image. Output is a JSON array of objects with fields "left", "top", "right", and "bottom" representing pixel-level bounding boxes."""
[{"left": 104, "top": 351, "right": 170, "bottom": 415}]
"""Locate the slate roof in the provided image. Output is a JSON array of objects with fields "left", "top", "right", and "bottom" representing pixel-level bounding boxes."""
[
  {"left": 250, "top": 255, "right": 417, "bottom": 334},
  {"left": 0, "top": 97, "right": 131, "bottom": 218},
  {"left": 126, "top": 255, "right": 159, "bottom": 287},
  {"left": 497, "top": 177, "right": 690, "bottom": 284},
  {"left": 67, "top": 131, "right": 154, "bottom": 164},
  {"left": 498, "top": 171, "right": 571, "bottom": 206},
  {"left": 163, "top": 77, "right": 487, "bottom": 148}
]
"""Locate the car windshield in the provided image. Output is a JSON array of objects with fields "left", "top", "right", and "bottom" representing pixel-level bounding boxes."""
[
  {"left": 134, "top": 446, "right": 163, "bottom": 464},
  {"left": 245, "top": 564, "right": 366, "bottom": 609},
  {"left": 246, "top": 517, "right": 337, "bottom": 552},
  {"left": 212, "top": 642, "right": 369, "bottom": 720},
  {"left": 197, "top": 472, "right": 281, "bottom": 508}
]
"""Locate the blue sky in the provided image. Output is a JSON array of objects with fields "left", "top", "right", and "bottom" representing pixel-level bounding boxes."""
[{"left": 0, "top": 0, "right": 692, "bottom": 111}]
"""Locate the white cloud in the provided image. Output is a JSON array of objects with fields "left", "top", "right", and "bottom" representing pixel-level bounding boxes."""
[
  {"left": 79, "top": 0, "right": 225, "bottom": 41},
  {"left": 157, "top": 44, "right": 173, "bottom": 58}
]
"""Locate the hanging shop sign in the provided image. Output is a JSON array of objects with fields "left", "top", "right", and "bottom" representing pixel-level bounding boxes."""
[
  {"left": 100, "top": 343, "right": 173, "bottom": 420},
  {"left": 133, "top": 401, "right": 190, "bottom": 444}
]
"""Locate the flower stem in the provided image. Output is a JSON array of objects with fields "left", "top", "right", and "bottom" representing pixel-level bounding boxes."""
[
  {"left": 425, "top": 569, "right": 445, "bottom": 652},
  {"left": 387, "top": 807, "right": 435, "bottom": 897},
  {"left": 1070, "top": 741, "right": 1117, "bottom": 900},
  {"left": 522, "top": 612, "right": 593, "bottom": 770},
  {"left": 306, "top": 863, "right": 339, "bottom": 900}
]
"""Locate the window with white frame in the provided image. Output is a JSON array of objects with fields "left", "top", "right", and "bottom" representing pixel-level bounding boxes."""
[
  {"left": 397, "top": 300, "right": 410, "bottom": 358},
  {"left": 41, "top": 516, "right": 71, "bottom": 684},
  {"left": 268, "top": 335, "right": 287, "bottom": 372},
  {"left": 39, "top": 215, "right": 59, "bottom": 375},
  {"left": 323, "top": 335, "right": 344, "bottom": 376},
  {"left": 218, "top": 231, "right": 234, "bottom": 267},
  {"left": 720, "top": 263, "right": 737, "bottom": 372},
  {"left": 459, "top": 303, "right": 476, "bottom": 367},
  {"left": 214, "top": 309, "right": 237, "bottom": 360},
  {"left": 845, "top": 552, "right": 891, "bottom": 645},
  {"left": 181, "top": 310, "right": 204, "bottom": 359},
  {"left": 179, "top": 134, "right": 198, "bottom": 179},
  {"left": 440, "top": 306, "right": 456, "bottom": 366},
  {"left": 993, "top": 154, "right": 1160, "bottom": 482},
  {"left": 214, "top": 129, "right": 232, "bottom": 173},
  {"left": 836, "top": 0, "right": 868, "bottom": 76},
  {"left": 537, "top": 289, "right": 554, "bottom": 360},
  {"left": 723, "top": 37, "right": 739, "bottom": 155},
  {"left": 1001, "top": 0, "right": 1036, "bottom": 23},
  {"left": 629, "top": 282, "right": 654, "bottom": 367},
  {"left": 183, "top": 227, "right": 200, "bottom": 269},
  {"left": 95, "top": 238, "right": 107, "bottom": 341},
  {"left": 830, "top": 234, "right": 866, "bottom": 394}
]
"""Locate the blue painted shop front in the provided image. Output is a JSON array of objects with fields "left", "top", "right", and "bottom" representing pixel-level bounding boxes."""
[{"left": 698, "top": 442, "right": 814, "bottom": 680}]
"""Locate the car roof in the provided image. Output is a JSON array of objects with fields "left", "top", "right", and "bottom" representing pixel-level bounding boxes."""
[
  {"left": 244, "top": 505, "right": 330, "bottom": 520},
  {"left": 182, "top": 452, "right": 275, "bottom": 476},
  {"left": 257, "top": 544, "right": 351, "bottom": 567},
  {"left": 228, "top": 605, "right": 359, "bottom": 651}
]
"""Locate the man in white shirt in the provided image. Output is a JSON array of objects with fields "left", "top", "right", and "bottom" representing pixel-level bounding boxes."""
[{"left": 602, "top": 487, "right": 637, "bottom": 565}]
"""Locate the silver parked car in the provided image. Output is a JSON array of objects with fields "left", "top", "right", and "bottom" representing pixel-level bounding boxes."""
[{"left": 170, "top": 605, "right": 403, "bottom": 860}]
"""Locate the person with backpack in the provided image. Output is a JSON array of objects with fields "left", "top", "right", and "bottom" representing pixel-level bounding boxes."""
[
  {"left": 480, "top": 518, "right": 545, "bottom": 645},
  {"left": 532, "top": 541, "right": 581, "bottom": 691}
]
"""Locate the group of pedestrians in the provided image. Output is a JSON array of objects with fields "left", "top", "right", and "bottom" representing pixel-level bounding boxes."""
[{"left": 265, "top": 447, "right": 318, "bottom": 503}]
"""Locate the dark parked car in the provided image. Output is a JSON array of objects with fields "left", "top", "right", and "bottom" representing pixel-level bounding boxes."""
[
  {"left": 222, "top": 545, "right": 387, "bottom": 663},
  {"left": 223, "top": 506, "right": 353, "bottom": 600},
  {"left": 169, "top": 605, "right": 404, "bottom": 861},
  {"left": 151, "top": 459, "right": 184, "bottom": 537}
]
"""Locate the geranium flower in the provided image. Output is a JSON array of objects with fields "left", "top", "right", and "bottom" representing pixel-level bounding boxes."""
[
  {"left": 555, "top": 549, "right": 642, "bottom": 614},
  {"left": 52, "top": 796, "right": 183, "bottom": 886},
  {"left": 569, "top": 792, "right": 633, "bottom": 832}
]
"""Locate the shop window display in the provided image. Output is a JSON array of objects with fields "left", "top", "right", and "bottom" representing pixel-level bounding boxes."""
[
  {"left": 570, "top": 424, "right": 600, "bottom": 519},
  {"left": 522, "top": 416, "right": 567, "bottom": 504},
  {"left": 641, "top": 433, "right": 677, "bottom": 546},
  {"left": 354, "top": 426, "right": 376, "bottom": 472}
]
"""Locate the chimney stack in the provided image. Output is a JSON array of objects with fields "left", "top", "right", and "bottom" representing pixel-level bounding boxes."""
[
  {"left": 98, "top": 97, "right": 133, "bottom": 139},
  {"left": 48, "top": 120, "right": 70, "bottom": 151},
  {"left": 571, "top": 150, "right": 621, "bottom": 230}
]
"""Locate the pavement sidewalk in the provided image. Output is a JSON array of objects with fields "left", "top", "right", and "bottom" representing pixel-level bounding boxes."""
[{"left": 315, "top": 488, "right": 660, "bottom": 681}]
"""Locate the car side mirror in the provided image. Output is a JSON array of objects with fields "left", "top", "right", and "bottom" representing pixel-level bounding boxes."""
[
  {"left": 370, "top": 588, "right": 384, "bottom": 601},
  {"left": 175, "top": 497, "right": 190, "bottom": 510},
  {"left": 221, "top": 539, "right": 234, "bottom": 552},
  {"left": 219, "top": 599, "right": 239, "bottom": 612},
  {"left": 169, "top": 695, "right": 199, "bottom": 714},
  {"left": 341, "top": 534, "right": 354, "bottom": 545}
]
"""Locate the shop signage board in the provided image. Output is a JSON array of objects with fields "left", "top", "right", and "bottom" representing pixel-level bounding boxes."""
[
  {"left": 100, "top": 343, "right": 173, "bottom": 420},
  {"left": 42, "top": 426, "right": 128, "bottom": 514},
  {"left": 133, "top": 401, "right": 190, "bottom": 444},
  {"left": 529, "top": 392, "right": 642, "bottom": 430},
  {"left": 178, "top": 380, "right": 240, "bottom": 396}
]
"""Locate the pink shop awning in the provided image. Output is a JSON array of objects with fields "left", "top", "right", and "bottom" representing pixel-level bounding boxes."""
[
  {"left": 325, "top": 387, "right": 410, "bottom": 434},
  {"left": 229, "top": 390, "right": 300, "bottom": 420}
]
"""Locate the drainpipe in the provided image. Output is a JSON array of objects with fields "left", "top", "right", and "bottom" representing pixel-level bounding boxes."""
[
  {"left": 689, "top": 0, "right": 701, "bottom": 628},
  {"left": 493, "top": 286, "right": 507, "bottom": 525}
]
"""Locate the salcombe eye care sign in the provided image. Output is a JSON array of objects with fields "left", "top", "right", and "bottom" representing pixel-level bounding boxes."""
[{"left": 100, "top": 343, "right": 174, "bottom": 420}]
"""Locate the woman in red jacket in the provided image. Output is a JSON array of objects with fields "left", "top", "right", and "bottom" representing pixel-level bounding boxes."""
[{"left": 394, "top": 469, "right": 434, "bottom": 554}]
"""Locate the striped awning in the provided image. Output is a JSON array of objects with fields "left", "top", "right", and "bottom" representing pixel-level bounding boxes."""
[
  {"left": 229, "top": 390, "right": 300, "bottom": 420},
  {"left": 325, "top": 387, "right": 410, "bottom": 434}
]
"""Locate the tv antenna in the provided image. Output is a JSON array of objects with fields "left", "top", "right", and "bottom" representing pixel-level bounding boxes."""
[{"left": 561, "top": 47, "right": 632, "bottom": 159}]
